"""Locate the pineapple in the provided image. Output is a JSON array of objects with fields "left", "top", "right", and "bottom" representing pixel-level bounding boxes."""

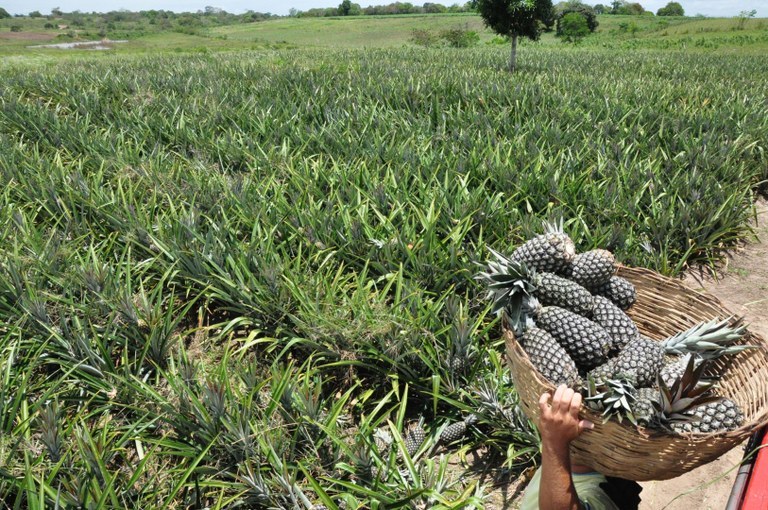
[
  {"left": 509, "top": 219, "right": 576, "bottom": 274},
  {"left": 592, "top": 275, "right": 636, "bottom": 310},
  {"left": 439, "top": 414, "right": 478, "bottom": 444},
  {"left": 659, "top": 356, "right": 691, "bottom": 388},
  {"left": 521, "top": 326, "right": 581, "bottom": 387},
  {"left": 587, "top": 360, "right": 617, "bottom": 386},
  {"left": 632, "top": 387, "right": 659, "bottom": 425},
  {"left": 479, "top": 252, "right": 593, "bottom": 317},
  {"left": 564, "top": 249, "right": 616, "bottom": 288},
  {"left": 404, "top": 422, "right": 426, "bottom": 457},
  {"left": 672, "top": 398, "right": 744, "bottom": 434},
  {"left": 636, "top": 356, "right": 718, "bottom": 431},
  {"left": 532, "top": 304, "right": 612, "bottom": 371},
  {"left": 591, "top": 295, "right": 639, "bottom": 352},
  {"left": 612, "top": 336, "right": 664, "bottom": 387}
]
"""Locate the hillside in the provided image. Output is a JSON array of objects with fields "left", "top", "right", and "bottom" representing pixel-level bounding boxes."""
[{"left": 1, "top": 13, "right": 767, "bottom": 56}]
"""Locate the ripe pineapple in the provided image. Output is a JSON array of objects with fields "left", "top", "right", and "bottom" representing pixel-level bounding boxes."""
[
  {"left": 659, "top": 356, "right": 689, "bottom": 388},
  {"left": 592, "top": 275, "right": 637, "bottom": 310},
  {"left": 509, "top": 220, "right": 576, "bottom": 274},
  {"left": 672, "top": 398, "right": 744, "bottom": 434},
  {"left": 632, "top": 387, "right": 659, "bottom": 425},
  {"left": 636, "top": 356, "right": 717, "bottom": 430},
  {"left": 587, "top": 359, "right": 617, "bottom": 386},
  {"left": 479, "top": 251, "right": 593, "bottom": 318},
  {"left": 439, "top": 414, "right": 478, "bottom": 444},
  {"left": 533, "top": 304, "right": 612, "bottom": 371},
  {"left": 564, "top": 249, "right": 616, "bottom": 288},
  {"left": 612, "top": 336, "right": 664, "bottom": 387},
  {"left": 521, "top": 326, "right": 581, "bottom": 387},
  {"left": 591, "top": 295, "right": 639, "bottom": 352}
]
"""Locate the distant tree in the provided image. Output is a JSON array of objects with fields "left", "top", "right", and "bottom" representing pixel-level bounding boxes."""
[
  {"left": 736, "top": 9, "right": 756, "bottom": 30},
  {"left": 339, "top": 0, "right": 352, "bottom": 15},
  {"left": 555, "top": 1, "right": 598, "bottom": 32},
  {"left": 0, "top": 7, "right": 10, "bottom": 18},
  {"left": 338, "top": 0, "right": 362, "bottom": 15},
  {"left": 593, "top": 3, "right": 606, "bottom": 14},
  {"left": 656, "top": 1, "right": 683, "bottom": 16},
  {"left": 614, "top": 1, "right": 644, "bottom": 15},
  {"left": 559, "top": 11, "right": 589, "bottom": 42},
  {"left": 29, "top": 10, "right": 42, "bottom": 17},
  {"left": 610, "top": 0, "right": 620, "bottom": 13},
  {"left": 423, "top": 2, "right": 447, "bottom": 12},
  {"left": 473, "top": 0, "right": 554, "bottom": 72}
]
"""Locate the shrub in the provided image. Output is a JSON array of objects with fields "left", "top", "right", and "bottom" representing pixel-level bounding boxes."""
[
  {"left": 555, "top": 2, "right": 598, "bottom": 34},
  {"left": 410, "top": 28, "right": 438, "bottom": 47},
  {"left": 10, "top": 25, "right": 22, "bottom": 32},
  {"left": 440, "top": 26, "right": 480, "bottom": 48},
  {"left": 559, "top": 12, "right": 590, "bottom": 43}
]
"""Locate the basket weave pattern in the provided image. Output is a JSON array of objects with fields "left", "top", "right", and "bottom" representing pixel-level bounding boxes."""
[{"left": 505, "top": 266, "right": 768, "bottom": 481}]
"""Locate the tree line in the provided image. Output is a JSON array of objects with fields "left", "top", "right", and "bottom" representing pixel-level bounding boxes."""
[{"left": 293, "top": 2, "right": 475, "bottom": 18}]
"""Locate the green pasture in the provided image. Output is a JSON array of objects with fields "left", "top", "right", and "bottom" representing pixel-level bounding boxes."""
[{"left": 1, "top": 13, "right": 767, "bottom": 56}]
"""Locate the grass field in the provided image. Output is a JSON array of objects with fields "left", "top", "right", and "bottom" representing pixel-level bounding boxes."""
[
  {"left": 0, "top": 11, "right": 767, "bottom": 509},
  {"left": 2, "top": 13, "right": 767, "bottom": 55}
]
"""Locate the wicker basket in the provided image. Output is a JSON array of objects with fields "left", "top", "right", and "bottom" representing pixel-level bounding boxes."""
[{"left": 505, "top": 266, "right": 768, "bottom": 481}]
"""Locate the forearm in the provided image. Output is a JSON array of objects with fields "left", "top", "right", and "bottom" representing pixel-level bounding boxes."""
[{"left": 539, "top": 442, "right": 584, "bottom": 510}]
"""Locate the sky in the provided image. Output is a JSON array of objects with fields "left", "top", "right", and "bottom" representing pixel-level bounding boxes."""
[{"left": 3, "top": 0, "right": 765, "bottom": 18}]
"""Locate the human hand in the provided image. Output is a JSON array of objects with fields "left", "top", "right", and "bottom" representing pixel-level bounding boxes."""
[{"left": 538, "top": 385, "right": 594, "bottom": 452}]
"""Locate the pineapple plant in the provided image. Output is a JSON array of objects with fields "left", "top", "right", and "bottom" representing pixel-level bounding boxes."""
[
  {"left": 521, "top": 326, "right": 581, "bottom": 387},
  {"left": 592, "top": 275, "right": 637, "bottom": 310},
  {"left": 564, "top": 249, "right": 616, "bottom": 288},
  {"left": 509, "top": 219, "right": 576, "bottom": 274}
]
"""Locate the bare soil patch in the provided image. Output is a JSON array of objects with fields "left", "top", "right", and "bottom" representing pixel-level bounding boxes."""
[{"left": 0, "top": 31, "right": 55, "bottom": 42}]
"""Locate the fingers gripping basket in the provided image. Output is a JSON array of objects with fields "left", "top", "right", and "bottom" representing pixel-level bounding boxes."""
[{"left": 505, "top": 266, "right": 768, "bottom": 481}]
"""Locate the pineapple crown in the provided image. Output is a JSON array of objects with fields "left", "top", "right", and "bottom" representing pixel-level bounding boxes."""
[
  {"left": 543, "top": 217, "right": 567, "bottom": 235},
  {"left": 477, "top": 249, "right": 538, "bottom": 334},
  {"left": 661, "top": 317, "right": 753, "bottom": 359},
  {"left": 654, "top": 355, "right": 720, "bottom": 427},
  {"left": 585, "top": 374, "right": 638, "bottom": 425}
]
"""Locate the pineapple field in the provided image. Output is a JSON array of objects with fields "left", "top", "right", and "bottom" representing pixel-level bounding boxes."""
[{"left": 0, "top": 45, "right": 767, "bottom": 508}]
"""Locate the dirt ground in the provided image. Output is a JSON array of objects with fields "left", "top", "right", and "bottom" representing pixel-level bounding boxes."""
[
  {"left": 483, "top": 199, "right": 768, "bottom": 509},
  {"left": 0, "top": 31, "right": 55, "bottom": 42}
]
